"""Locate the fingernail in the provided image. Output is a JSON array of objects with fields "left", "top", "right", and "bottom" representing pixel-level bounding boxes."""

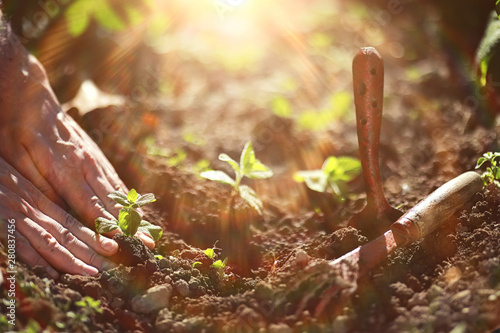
[
  {"left": 102, "top": 239, "right": 118, "bottom": 252},
  {"left": 83, "top": 265, "right": 99, "bottom": 276},
  {"left": 46, "top": 267, "right": 59, "bottom": 279}
]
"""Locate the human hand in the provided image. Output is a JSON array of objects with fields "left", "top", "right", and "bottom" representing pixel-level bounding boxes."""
[
  {"left": 0, "top": 27, "right": 155, "bottom": 248},
  {"left": 0, "top": 157, "right": 119, "bottom": 278}
]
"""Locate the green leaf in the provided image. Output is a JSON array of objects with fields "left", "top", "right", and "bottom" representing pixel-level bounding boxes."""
[
  {"left": 118, "top": 207, "right": 142, "bottom": 237},
  {"left": 239, "top": 141, "right": 273, "bottom": 178},
  {"left": 219, "top": 153, "right": 240, "bottom": 174},
  {"left": 271, "top": 96, "right": 292, "bottom": 118},
  {"left": 240, "top": 141, "right": 254, "bottom": 173},
  {"left": 479, "top": 58, "right": 489, "bottom": 87},
  {"left": 65, "top": 0, "right": 91, "bottom": 37},
  {"left": 134, "top": 193, "right": 156, "bottom": 207},
  {"left": 94, "top": 217, "right": 119, "bottom": 234},
  {"left": 495, "top": 167, "right": 500, "bottom": 179},
  {"left": 322, "top": 156, "right": 361, "bottom": 182},
  {"left": 204, "top": 248, "right": 215, "bottom": 259},
  {"left": 476, "top": 157, "right": 487, "bottom": 169},
  {"left": 138, "top": 220, "right": 163, "bottom": 241},
  {"left": 200, "top": 170, "right": 236, "bottom": 186},
  {"left": 212, "top": 258, "right": 227, "bottom": 270},
  {"left": 497, "top": 0, "right": 500, "bottom": 20},
  {"left": 193, "top": 262, "right": 202, "bottom": 268},
  {"left": 127, "top": 189, "right": 138, "bottom": 203},
  {"left": 321, "top": 156, "right": 339, "bottom": 175},
  {"left": 244, "top": 159, "right": 273, "bottom": 179},
  {"left": 475, "top": 13, "right": 500, "bottom": 84},
  {"left": 238, "top": 185, "right": 264, "bottom": 215},
  {"left": 94, "top": 1, "right": 126, "bottom": 32},
  {"left": 108, "top": 191, "right": 130, "bottom": 206},
  {"left": 334, "top": 157, "right": 362, "bottom": 181},
  {"left": 293, "top": 170, "right": 328, "bottom": 193}
]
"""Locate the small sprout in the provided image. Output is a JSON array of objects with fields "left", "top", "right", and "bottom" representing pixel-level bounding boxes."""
[
  {"left": 204, "top": 248, "right": 215, "bottom": 259},
  {"left": 475, "top": 151, "right": 500, "bottom": 188},
  {"left": 154, "top": 254, "right": 164, "bottom": 260},
  {"left": 212, "top": 257, "right": 229, "bottom": 278},
  {"left": 294, "top": 156, "right": 361, "bottom": 201},
  {"left": 76, "top": 296, "right": 103, "bottom": 315},
  {"left": 212, "top": 257, "right": 228, "bottom": 270},
  {"left": 94, "top": 189, "right": 163, "bottom": 241},
  {"left": 200, "top": 141, "right": 273, "bottom": 214},
  {"left": 192, "top": 246, "right": 228, "bottom": 274}
]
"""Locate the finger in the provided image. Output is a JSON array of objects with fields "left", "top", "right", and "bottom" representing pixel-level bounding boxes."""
[
  {"left": 136, "top": 231, "right": 155, "bottom": 249},
  {"left": 83, "top": 155, "right": 121, "bottom": 218},
  {"left": 15, "top": 232, "right": 60, "bottom": 279},
  {"left": 34, "top": 194, "right": 120, "bottom": 257},
  {"left": 66, "top": 115, "right": 127, "bottom": 193},
  {"left": 60, "top": 178, "right": 115, "bottom": 228},
  {"left": 1, "top": 173, "right": 117, "bottom": 272},
  {"left": 17, "top": 215, "right": 99, "bottom": 276},
  {"left": 5, "top": 146, "right": 65, "bottom": 208}
]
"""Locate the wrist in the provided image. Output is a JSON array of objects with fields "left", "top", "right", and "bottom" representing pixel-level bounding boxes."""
[{"left": 0, "top": 17, "right": 28, "bottom": 66}]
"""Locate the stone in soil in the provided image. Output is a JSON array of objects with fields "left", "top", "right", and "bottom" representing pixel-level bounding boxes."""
[{"left": 131, "top": 284, "right": 173, "bottom": 314}]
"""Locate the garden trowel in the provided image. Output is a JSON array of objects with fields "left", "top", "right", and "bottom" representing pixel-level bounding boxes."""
[{"left": 294, "top": 171, "right": 482, "bottom": 317}]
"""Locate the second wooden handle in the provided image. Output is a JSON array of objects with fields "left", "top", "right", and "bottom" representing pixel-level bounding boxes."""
[{"left": 390, "top": 171, "right": 483, "bottom": 245}]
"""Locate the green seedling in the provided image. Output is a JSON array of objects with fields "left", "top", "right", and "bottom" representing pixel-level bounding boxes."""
[
  {"left": 67, "top": 297, "right": 102, "bottom": 324},
  {"left": 475, "top": 151, "right": 500, "bottom": 188},
  {"left": 192, "top": 247, "right": 228, "bottom": 276},
  {"left": 94, "top": 189, "right": 163, "bottom": 241},
  {"left": 212, "top": 258, "right": 228, "bottom": 270},
  {"left": 200, "top": 141, "right": 273, "bottom": 214},
  {"left": 75, "top": 296, "right": 103, "bottom": 315},
  {"left": 204, "top": 248, "right": 215, "bottom": 259},
  {"left": 294, "top": 156, "right": 361, "bottom": 201}
]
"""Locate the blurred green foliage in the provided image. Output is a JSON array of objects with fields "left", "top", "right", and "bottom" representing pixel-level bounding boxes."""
[{"left": 298, "top": 91, "right": 352, "bottom": 131}]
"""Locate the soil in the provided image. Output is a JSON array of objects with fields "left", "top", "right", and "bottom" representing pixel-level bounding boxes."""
[{"left": 1, "top": 1, "right": 500, "bottom": 332}]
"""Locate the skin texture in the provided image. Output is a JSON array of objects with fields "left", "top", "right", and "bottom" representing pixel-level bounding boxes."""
[{"left": 0, "top": 18, "right": 154, "bottom": 278}]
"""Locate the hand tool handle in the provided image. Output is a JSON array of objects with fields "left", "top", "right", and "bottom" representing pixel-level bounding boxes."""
[
  {"left": 390, "top": 171, "right": 483, "bottom": 245},
  {"left": 353, "top": 47, "right": 388, "bottom": 210}
]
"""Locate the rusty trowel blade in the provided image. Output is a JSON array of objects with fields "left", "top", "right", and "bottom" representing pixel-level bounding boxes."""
[
  {"left": 327, "top": 229, "right": 398, "bottom": 283},
  {"left": 311, "top": 229, "right": 398, "bottom": 316}
]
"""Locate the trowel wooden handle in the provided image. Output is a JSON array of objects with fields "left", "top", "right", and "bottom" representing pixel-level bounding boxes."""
[
  {"left": 353, "top": 47, "right": 387, "bottom": 209},
  {"left": 390, "top": 171, "right": 483, "bottom": 245}
]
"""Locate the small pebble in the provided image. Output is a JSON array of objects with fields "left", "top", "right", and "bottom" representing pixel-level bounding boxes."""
[
  {"left": 295, "top": 250, "right": 309, "bottom": 267},
  {"left": 174, "top": 279, "right": 190, "bottom": 297}
]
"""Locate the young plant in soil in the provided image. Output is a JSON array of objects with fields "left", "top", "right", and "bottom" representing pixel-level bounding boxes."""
[
  {"left": 293, "top": 156, "right": 361, "bottom": 202},
  {"left": 95, "top": 189, "right": 162, "bottom": 240},
  {"left": 476, "top": 151, "right": 500, "bottom": 188},
  {"left": 200, "top": 141, "right": 273, "bottom": 214},
  {"left": 94, "top": 189, "right": 163, "bottom": 266},
  {"left": 193, "top": 247, "right": 229, "bottom": 279}
]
